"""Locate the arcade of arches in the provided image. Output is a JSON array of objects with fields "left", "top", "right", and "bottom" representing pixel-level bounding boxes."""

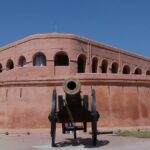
[{"left": 0, "top": 52, "right": 149, "bottom": 75}]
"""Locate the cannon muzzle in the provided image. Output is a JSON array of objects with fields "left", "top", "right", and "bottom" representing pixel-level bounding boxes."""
[{"left": 63, "top": 78, "right": 81, "bottom": 95}]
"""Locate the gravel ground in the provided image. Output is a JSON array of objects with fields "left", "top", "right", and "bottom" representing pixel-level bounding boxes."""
[{"left": 0, "top": 129, "right": 150, "bottom": 150}]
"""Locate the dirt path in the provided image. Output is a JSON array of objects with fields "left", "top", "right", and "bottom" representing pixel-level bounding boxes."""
[{"left": 0, "top": 129, "right": 150, "bottom": 150}]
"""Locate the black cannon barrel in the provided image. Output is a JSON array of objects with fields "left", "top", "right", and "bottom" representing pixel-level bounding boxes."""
[
  {"left": 63, "top": 78, "right": 81, "bottom": 95},
  {"left": 63, "top": 78, "right": 81, "bottom": 107}
]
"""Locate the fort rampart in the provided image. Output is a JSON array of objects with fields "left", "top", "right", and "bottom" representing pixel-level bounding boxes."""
[{"left": 0, "top": 33, "right": 150, "bottom": 128}]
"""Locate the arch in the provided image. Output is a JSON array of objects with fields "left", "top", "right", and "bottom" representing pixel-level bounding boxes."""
[
  {"left": 134, "top": 68, "right": 142, "bottom": 75},
  {"left": 111, "top": 62, "right": 118, "bottom": 73},
  {"left": 33, "top": 52, "right": 46, "bottom": 66},
  {"left": 54, "top": 51, "right": 69, "bottom": 66},
  {"left": 77, "top": 54, "right": 86, "bottom": 73},
  {"left": 0, "top": 63, "right": 2, "bottom": 73},
  {"left": 146, "top": 70, "right": 150, "bottom": 75},
  {"left": 18, "top": 56, "right": 26, "bottom": 67},
  {"left": 92, "top": 57, "right": 98, "bottom": 73},
  {"left": 101, "top": 59, "right": 108, "bottom": 73},
  {"left": 6, "top": 59, "right": 14, "bottom": 70},
  {"left": 122, "top": 65, "right": 130, "bottom": 74}
]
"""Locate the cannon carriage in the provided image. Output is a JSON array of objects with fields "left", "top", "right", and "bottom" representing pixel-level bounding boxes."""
[{"left": 48, "top": 78, "right": 100, "bottom": 147}]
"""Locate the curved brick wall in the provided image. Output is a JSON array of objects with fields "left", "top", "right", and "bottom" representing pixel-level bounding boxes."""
[{"left": 0, "top": 33, "right": 150, "bottom": 128}]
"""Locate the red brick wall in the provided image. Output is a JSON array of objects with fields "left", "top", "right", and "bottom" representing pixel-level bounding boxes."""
[{"left": 0, "top": 33, "right": 150, "bottom": 128}]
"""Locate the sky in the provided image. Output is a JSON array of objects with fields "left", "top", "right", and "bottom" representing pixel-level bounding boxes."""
[{"left": 0, "top": 0, "right": 150, "bottom": 58}]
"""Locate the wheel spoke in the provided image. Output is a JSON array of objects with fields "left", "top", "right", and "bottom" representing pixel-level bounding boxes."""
[
  {"left": 51, "top": 88, "right": 57, "bottom": 147},
  {"left": 91, "top": 89, "right": 97, "bottom": 146}
]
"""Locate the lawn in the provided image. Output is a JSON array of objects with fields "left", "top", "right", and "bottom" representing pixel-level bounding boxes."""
[{"left": 115, "top": 130, "right": 150, "bottom": 138}]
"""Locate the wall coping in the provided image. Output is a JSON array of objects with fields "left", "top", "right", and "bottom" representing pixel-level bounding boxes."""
[{"left": 0, "top": 73, "right": 150, "bottom": 87}]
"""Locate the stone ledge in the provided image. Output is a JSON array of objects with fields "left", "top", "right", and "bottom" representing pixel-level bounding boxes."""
[{"left": 0, "top": 73, "right": 150, "bottom": 86}]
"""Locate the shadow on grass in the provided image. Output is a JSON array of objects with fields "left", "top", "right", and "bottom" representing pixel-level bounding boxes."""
[{"left": 54, "top": 137, "right": 109, "bottom": 148}]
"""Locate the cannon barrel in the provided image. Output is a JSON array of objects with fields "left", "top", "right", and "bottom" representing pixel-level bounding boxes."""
[
  {"left": 63, "top": 78, "right": 81, "bottom": 107},
  {"left": 63, "top": 78, "right": 81, "bottom": 95}
]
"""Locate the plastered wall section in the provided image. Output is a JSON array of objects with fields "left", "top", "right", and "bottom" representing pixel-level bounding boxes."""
[{"left": 0, "top": 75, "right": 150, "bottom": 128}]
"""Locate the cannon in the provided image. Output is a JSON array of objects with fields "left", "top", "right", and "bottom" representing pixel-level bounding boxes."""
[{"left": 48, "top": 78, "right": 100, "bottom": 147}]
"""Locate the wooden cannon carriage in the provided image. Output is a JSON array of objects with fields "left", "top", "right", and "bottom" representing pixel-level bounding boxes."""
[{"left": 48, "top": 78, "right": 100, "bottom": 147}]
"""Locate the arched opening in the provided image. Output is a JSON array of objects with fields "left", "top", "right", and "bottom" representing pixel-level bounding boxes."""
[
  {"left": 134, "top": 68, "right": 142, "bottom": 75},
  {"left": 111, "top": 62, "right": 118, "bottom": 73},
  {"left": 123, "top": 65, "right": 130, "bottom": 74},
  {"left": 54, "top": 52, "right": 69, "bottom": 66},
  {"left": 146, "top": 70, "right": 150, "bottom": 75},
  {"left": 101, "top": 59, "right": 108, "bottom": 73},
  {"left": 18, "top": 56, "right": 26, "bottom": 67},
  {"left": 0, "top": 64, "right": 2, "bottom": 73},
  {"left": 77, "top": 54, "right": 86, "bottom": 73},
  {"left": 33, "top": 52, "right": 46, "bottom": 66},
  {"left": 92, "top": 57, "right": 98, "bottom": 73},
  {"left": 6, "top": 59, "right": 14, "bottom": 70}
]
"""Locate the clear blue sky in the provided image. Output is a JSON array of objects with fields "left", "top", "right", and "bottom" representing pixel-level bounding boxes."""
[{"left": 0, "top": 0, "right": 150, "bottom": 58}]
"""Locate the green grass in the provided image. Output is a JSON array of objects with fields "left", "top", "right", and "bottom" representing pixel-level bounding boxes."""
[{"left": 115, "top": 130, "right": 150, "bottom": 138}]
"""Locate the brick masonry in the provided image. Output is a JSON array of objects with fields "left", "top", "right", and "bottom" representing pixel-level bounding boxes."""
[{"left": 0, "top": 33, "right": 150, "bottom": 128}]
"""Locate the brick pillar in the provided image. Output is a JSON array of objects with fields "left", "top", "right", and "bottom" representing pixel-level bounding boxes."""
[
  {"left": 86, "top": 43, "right": 92, "bottom": 73},
  {"left": 47, "top": 60, "right": 54, "bottom": 75},
  {"left": 70, "top": 60, "right": 77, "bottom": 75}
]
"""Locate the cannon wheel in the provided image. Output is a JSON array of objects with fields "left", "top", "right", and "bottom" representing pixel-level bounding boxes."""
[
  {"left": 91, "top": 89, "right": 97, "bottom": 146},
  {"left": 83, "top": 95, "right": 88, "bottom": 132},
  {"left": 58, "top": 95, "right": 66, "bottom": 134},
  {"left": 51, "top": 88, "right": 57, "bottom": 147}
]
